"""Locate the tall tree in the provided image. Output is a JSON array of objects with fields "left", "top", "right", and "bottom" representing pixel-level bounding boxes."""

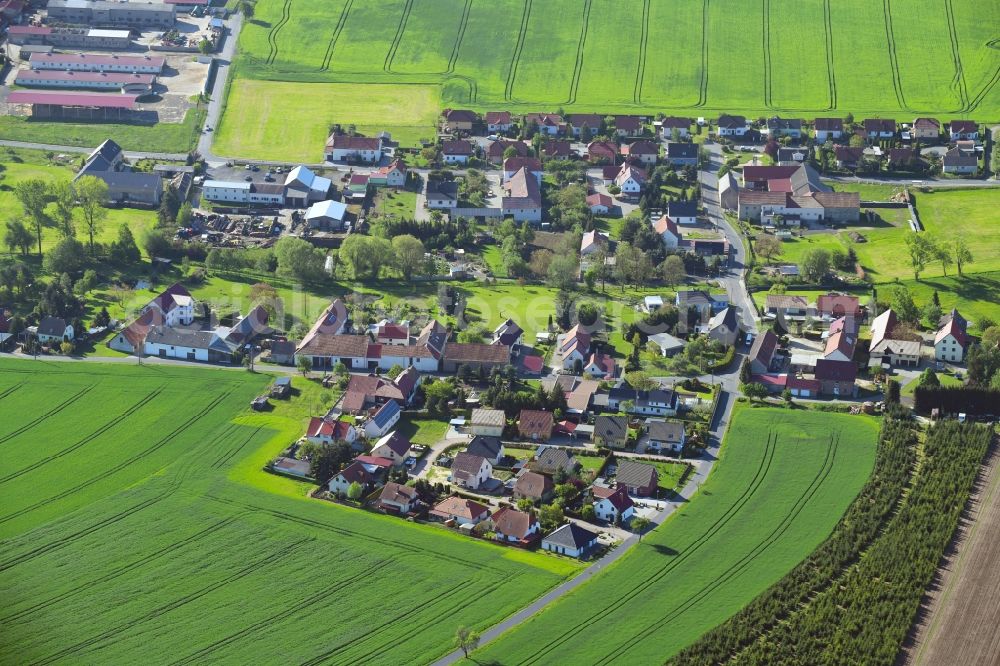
[
  {"left": 455, "top": 627, "right": 481, "bottom": 658},
  {"left": 904, "top": 232, "right": 935, "bottom": 281},
  {"left": 74, "top": 175, "right": 109, "bottom": 256},
  {"left": 953, "top": 237, "right": 973, "bottom": 277},
  {"left": 800, "top": 248, "right": 831, "bottom": 282},
  {"left": 755, "top": 234, "right": 782, "bottom": 262},
  {"left": 52, "top": 181, "right": 77, "bottom": 238},
  {"left": 13, "top": 178, "right": 49, "bottom": 256},
  {"left": 391, "top": 234, "right": 425, "bottom": 282},
  {"left": 661, "top": 255, "right": 686, "bottom": 287},
  {"left": 4, "top": 219, "right": 34, "bottom": 257}
]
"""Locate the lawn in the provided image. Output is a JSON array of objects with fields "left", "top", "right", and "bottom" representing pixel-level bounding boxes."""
[
  {"left": 223, "top": 0, "right": 1000, "bottom": 149},
  {"left": 214, "top": 80, "right": 440, "bottom": 161},
  {"left": 901, "top": 371, "right": 962, "bottom": 397},
  {"left": 374, "top": 187, "right": 418, "bottom": 219},
  {"left": 394, "top": 415, "right": 449, "bottom": 446},
  {"left": 0, "top": 358, "right": 578, "bottom": 665},
  {"left": 476, "top": 407, "right": 879, "bottom": 664},
  {"left": 649, "top": 460, "right": 690, "bottom": 492},
  {"left": 0, "top": 149, "right": 158, "bottom": 253},
  {"left": 0, "top": 108, "right": 204, "bottom": 154},
  {"left": 916, "top": 189, "right": 1000, "bottom": 275}
]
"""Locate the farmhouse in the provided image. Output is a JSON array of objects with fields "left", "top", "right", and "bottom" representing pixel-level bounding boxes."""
[
  {"left": 814, "top": 359, "right": 858, "bottom": 397},
  {"left": 15, "top": 70, "right": 155, "bottom": 94},
  {"left": 470, "top": 408, "right": 506, "bottom": 437},
  {"left": 491, "top": 507, "right": 540, "bottom": 544},
  {"left": 449, "top": 452, "right": 493, "bottom": 490},
  {"left": 501, "top": 167, "right": 543, "bottom": 223},
  {"left": 442, "top": 342, "right": 510, "bottom": 373},
  {"left": 593, "top": 485, "right": 634, "bottom": 524},
  {"left": 737, "top": 166, "right": 859, "bottom": 223},
  {"left": 430, "top": 496, "right": 489, "bottom": 526},
  {"left": 869, "top": 309, "right": 920, "bottom": 367},
  {"left": 325, "top": 135, "right": 382, "bottom": 163},
  {"left": 615, "top": 460, "right": 658, "bottom": 497},
  {"left": 47, "top": 0, "right": 175, "bottom": 28},
  {"left": 935, "top": 309, "right": 969, "bottom": 362}
]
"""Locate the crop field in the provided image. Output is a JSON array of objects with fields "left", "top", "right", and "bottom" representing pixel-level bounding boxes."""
[
  {"left": 475, "top": 407, "right": 879, "bottom": 664},
  {"left": 0, "top": 359, "right": 576, "bottom": 665},
  {"left": 218, "top": 0, "right": 1000, "bottom": 156}
]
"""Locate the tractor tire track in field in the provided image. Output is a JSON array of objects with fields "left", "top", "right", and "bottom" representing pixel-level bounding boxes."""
[
  {"left": 592, "top": 432, "right": 841, "bottom": 665},
  {"left": 1, "top": 516, "right": 240, "bottom": 625},
  {"left": 761, "top": 0, "right": 773, "bottom": 109},
  {"left": 211, "top": 425, "right": 265, "bottom": 469},
  {"left": 0, "top": 391, "right": 233, "bottom": 527},
  {"left": 632, "top": 0, "right": 650, "bottom": 104},
  {"left": 0, "top": 382, "right": 25, "bottom": 402},
  {"left": 167, "top": 562, "right": 386, "bottom": 666},
  {"left": 29, "top": 542, "right": 310, "bottom": 666},
  {"left": 823, "top": 0, "right": 838, "bottom": 110},
  {"left": 696, "top": 0, "right": 710, "bottom": 107},
  {"left": 383, "top": 0, "right": 414, "bottom": 73},
  {"left": 0, "top": 385, "right": 95, "bottom": 446},
  {"left": 964, "top": 64, "right": 1000, "bottom": 113},
  {"left": 318, "top": 0, "right": 353, "bottom": 71},
  {"left": 0, "top": 389, "right": 164, "bottom": 485},
  {"left": 322, "top": 578, "right": 514, "bottom": 666},
  {"left": 881, "top": 0, "right": 908, "bottom": 111},
  {"left": 0, "top": 493, "right": 167, "bottom": 573},
  {"left": 265, "top": 0, "right": 292, "bottom": 66},
  {"left": 504, "top": 0, "right": 532, "bottom": 101},
  {"left": 445, "top": 0, "right": 473, "bottom": 74},
  {"left": 516, "top": 430, "right": 779, "bottom": 666},
  {"left": 203, "top": 492, "right": 509, "bottom": 574},
  {"left": 565, "top": 0, "right": 592, "bottom": 106},
  {"left": 943, "top": 0, "right": 970, "bottom": 111}
]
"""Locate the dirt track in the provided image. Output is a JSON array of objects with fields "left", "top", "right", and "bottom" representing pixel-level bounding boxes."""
[{"left": 901, "top": 438, "right": 1000, "bottom": 666}]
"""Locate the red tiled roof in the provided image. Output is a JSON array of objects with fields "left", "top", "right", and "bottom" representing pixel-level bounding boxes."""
[
  {"left": 586, "top": 192, "right": 612, "bottom": 208},
  {"left": 432, "top": 496, "right": 489, "bottom": 521},
  {"left": 518, "top": 409, "right": 553, "bottom": 436},
  {"left": 484, "top": 111, "right": 512, "bottom": 124},
  {"left": 522, "top": 355, "right": 544, "bottom": 374},
  {"left": 29, "top": 52, "right": 165, "bottom": 68},
  {"left": 654, "top": 214, "right": 679, "bottom": 237},
  {"left": 491, "top": 507, "right": 537, "bottom": 540}
]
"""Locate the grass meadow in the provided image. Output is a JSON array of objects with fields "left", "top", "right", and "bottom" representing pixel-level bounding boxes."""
[
  {"left": 0, "top": 359, "right": 577, "bottom": 665},
  {"left": 476, "top": 407, "right": 879, "bottom": 664},
  {"left": 217, "top": 0, "right": 1000, "bottom": 157},
  {"left": 0, "top": 150, "right": 158, "bottom": 254}
]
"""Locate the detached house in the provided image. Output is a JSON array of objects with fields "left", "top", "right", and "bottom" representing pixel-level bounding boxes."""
[
  {"left": 305, "top": 417, "right": 358, "bottom": 447},
  {"left": 37, "top": 316, "right": 74, "bottom": 344},
  {"left": 606, "top": 387, "right": 678, "bottom": 417},
  {"left": 441, "top": 108, "right": 477, "bottom": 132},
  {"left": 514, "top": 470, "right": 554, "bottom": 503},
  {"left": 431, "top": 496, "right": 489, "bottom": 526},
  {"left": 593, "top": 485, "right": 634, "bottom": 523},
  {"left": 325, "top": 135, "right": 382, "bottom": 163},
  {"left": 668, "top": 200, "right": 699, "bottom": 225},
  {"left": 503, "top": 157, "right": 543, "bottom": 184},
  {"left": 328, "top": 459, "right": 383, "bottom": 497},
  {"left": 441, "top": 139, "right": 474, "bottom": 165},
  {"left": 665, "top": 142, "right": 698, "bottom": 166},
  {"left": 492, "top": 318, "right": 523, "bottom": 351},
  {"left": 449, "top": 452, "right": 493, "bottom": 490},
  {"left": 362, "top": 400, "right": 402, "bottom": 438},
  {"left": 658, "top": 116, "right": 692, "bottom": 138},
  {"left": 501, "top": 167, "right": 543, "bottom": 223},
  {"left": 912, "top": 117, "right": 940, "bottom": 140},
  {"left": 370, "top": 159, "right": 407, "bottom": 188},
  {"left": 614, "top": 115, "right": 643, "bottom": 138},
  {"left": 559, "top": 324, "right": 592, "bottom": 370},
  {"left": 377, "top": 482, "right": 420, "bottom": 514},
  {"left": 716, "top": 114, "right": 749, "bottom": 137},
  {"left": 646, "top": 420, "right": 685, "bottom": 453},
  {"left": 518, "top": 410, "right": 554, "bottom": 441},
  {"left": 467, "top": 436, "right": 504, "bottom": 465},
  {"left": 621, "top": 140, "right": 658, "bottom": 165},
  {"left": 523, "top": 113, "right": 565, "bottom": 135},
  {"left": 615, "top": 460, "right": 658, "bottom": 497},
  {"left": 568, "top": 113, "right": 604, "bottom": 138},
  {"left": 814, "top": 358, "right": 858, "bottom": 397},
  {"left": 542, "top": 523, "right": 598, "bottom": 559},
  {"left": 870, "top": 309, "right": 920, "bottom": 368},
  {"left": 766, "top": 116, "right": 802, "bottom": 139},
  {"left": 653, "top": 214, "right": 681, "bottom": 249},
  {"left": 935, "top": 309, "right": 969, "bottom": 362},
  {"left": 484, "top": 111, "right": 513, "bottom": 133},
  {"left": 369, "top": 430, "right": 411, "bottom": 466},
  {"left": 487, "top": 138, "right": 528, "bottom": 164},
  {"left": 587, "top": 140, "right": 618, "bottom": 163},
  {"left": 615, "top": 164, "right": 646, "bottom": 195},
  {"left": 864, "top": 118, "right": 896, "bottom": 140},
  {"left": 586, "top": 193, "right": 613, "bottom": 215},
  {"left": 749, "top": 329, "right": 779, "bottom": 374},
  {"left": 491, "top": 507, "right": 540, "bottom": 544},
  {"left": 593, "top": 415, "right": 628, "bottom": 449},
  {"left": 949, "top": 120, "right": 978, "bottom": 141},
  {"left": 813, "top": 117, "right": 844, "bottom": 142},
  {"left": 942, "top": 147, "right": 977, "bottom": 175}
]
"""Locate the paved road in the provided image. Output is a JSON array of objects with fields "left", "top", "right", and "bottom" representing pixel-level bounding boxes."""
[
  {"left": 822, "top": 174, "right": 1000, "bottom": 188},
  {"left": 197, "top": 13, "right": 243, "bottom": 162}
]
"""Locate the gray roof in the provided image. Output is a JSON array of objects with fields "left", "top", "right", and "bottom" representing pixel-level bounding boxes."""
[
  {"left": 96, "top": 171, "right": 163, "bottom": 196},
  {"left": 543, "top": 522, "right": 598, "bottom": 550},
  {"left": 666, "top": 142, "right": 698, "bottom": 159},
  {"left": 615, "top": 459, "right": 657, "bottom": 488},
  {"left": 647, "top": 420, "right": 685, "bottom": 443},
  {"left": 593, "top": 415, "right": 628, "bottom": 441},
  {"left": 467, "top": 436, "right": 503, "bottom": 460},
  {"left": 145, "top": 325, "right": 215, "bottom": 349},
  {"left": 37, "top": 316, "right": 68, "bottom": 337},
  {"left": 708, "top": 306, "right": 738, "bottom": 334},
  {"left": 533, "top": 447, "right": 577, "bottom": 474},
  {"left": 667, "top": 200, "right": 698, "bottom": 217}
]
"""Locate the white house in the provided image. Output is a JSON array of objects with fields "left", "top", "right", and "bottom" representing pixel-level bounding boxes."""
[
  {"left": 717, "top": 114, "right": 749, "bottom": 137},
  {"left": 325, "top": 135, "right": 382, "bottom": 163},
  {"left": 813, "top": 117, "right": 844, "bottom": 142},
  {"left": 491, "top": 507, "right": 540, "bottom": 543},
  {"left": 593, "top": 486, "right": 634, "bottom": 523},
  {"left": 542, "top": 523, "right": 598, "bottom": 559},
  {"left": 362, "top": 400, "right": 402, "bottom": 439},
  {"left": 442, "top": 139, "right": 474, "bottom": 165},
  {"left": 934, "top": 310, "right": 969, "bottom": 363},
  {"left": 36, "top": 316, "right": 74, "bottom": 344},
  {"left": 615, "top": 164, "right": 645, "bottom": 195},
  {"left": 203, "top": 180, "right": 251, "bottom": 203},
  {"left": 653, "top": 214, "right": 681, "bottom": 249},
  {"left": 305, "top": 417, "right": 358, "bottom": 446},
  {"left": 667, "top": 200, "right": 698, "bottom": 226},
  {"left": 449, "top": 452, "right": 493, "bottom": 490}
]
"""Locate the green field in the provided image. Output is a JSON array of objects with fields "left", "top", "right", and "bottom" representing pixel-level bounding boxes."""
[
  {"left": 0, "top": 359, "right": 577, "bottom": 664},
  {"left": 216, "top": 0, "right": 1000, "bottom": 157},
  {"left": 476, "top": 407, "right": 879, "bottom": 663}
]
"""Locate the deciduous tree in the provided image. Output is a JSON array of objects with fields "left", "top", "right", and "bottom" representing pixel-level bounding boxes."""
[{"left": 74, "top": 175, "right": 109, "bottom": 256}]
